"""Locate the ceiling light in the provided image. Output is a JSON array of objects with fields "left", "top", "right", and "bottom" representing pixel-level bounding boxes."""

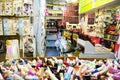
[{"left": 71, "top": 0, "right": 77, "bottom": 3}]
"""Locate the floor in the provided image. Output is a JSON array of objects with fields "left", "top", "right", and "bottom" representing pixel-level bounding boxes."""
[
  {"left": 46, "top": 47, "right": 59, "bottom": 57},
  {"left": 46, "top": 32, "right": 60, "bottom": 57}
]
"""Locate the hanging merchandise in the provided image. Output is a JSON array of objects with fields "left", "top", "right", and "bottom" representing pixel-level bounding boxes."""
[
  {"left": 5, "top": 0, "right": 13, "bottom": 15},
  {"left": 0, "top": 0, "right": 13, "bottom": 16},
  {"left": 3, "top": 18, "right": 19, "bottom": 35},
  {"left": 3, "top": 18, "right": 13, "bottom": 35},
  {"left": 23, "top": 36, "right": 35, "bottom": 57},
  {"left": 0, "top": 18, "right": 3, "bottom": 35},
  {"left": 18, "top": 18, "right": 24, "bottom": 36},
  {"left": 14, "top": 0, "right": 23, "bottom": 16},
  {"left": 0, "top": 1, "right": 5, "bottom": 15},
  {"left": 14, "top": 0, "right": 33, "bottom": 16},
  {"left": 23, "top": 0, "right": 33, "bottom": 16},
  {"left": 23, "top": 20, "right": 33, "bottom": 36},
  {"left": 12, "top": 19, "right": 19, "bottom": 35},
  {"left": 6, "top": 40, "right": 20, "bottom": 59},
  {"left": 94, "top": 9, "right": 105, "bottom": 38},
  {"left": 18, "top": 18, "right": 33, "bottom": 36},
  {"left": 0, "top": 40, "right": 6, "bottom": 54}
]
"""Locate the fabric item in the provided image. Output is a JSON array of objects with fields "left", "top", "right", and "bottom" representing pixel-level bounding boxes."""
[
  {"left": 6, "top": 76, "right": 13, "bottom": 80},
  {"left": 32, "top": 75, "right": 39, "bottom": 80},
  {"left": 92, "top": 69, "right": 99, "bottom": 74},
  {"left": 64, "top": 72, "right": 71, "bottom": 80},
  {"left": 114, "top": 43, "right": 120, "bottom": 59},
  {"left": 28, "top": 70, "right": 35, "bottom": 75},
  {"left": 109, "top": 67, "right": 119, "bottom": 74},
  {"left": 6, "top": 40, "right": 20, "bottom": 59},
  {"left": 112, "top": 73, "right": 120, "bottom": 80},
  {"left": 90, "top": 36, "right": 100, "bottom": 45},
  {"left": 25, "top": 75, "right": 33, "bottom": 80},
  {"left": 114, "top": 43, "right": 119, "bottom": 54}
]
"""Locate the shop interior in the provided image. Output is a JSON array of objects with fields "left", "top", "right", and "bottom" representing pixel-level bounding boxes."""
[{"left": 0, "top": 0, "right": 120, "bottom": 80}]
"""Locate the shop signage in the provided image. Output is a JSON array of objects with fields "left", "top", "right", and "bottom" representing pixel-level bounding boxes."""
[{"left": 79, "top": 0, "right": 114, "bottom": 14}]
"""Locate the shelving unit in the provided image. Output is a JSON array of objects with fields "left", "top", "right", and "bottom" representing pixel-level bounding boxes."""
[
  {"left": 0, "top": 0, "right": 35, "bottom": 59},
  {"left": 63, "top": 3, "right": 79, "bottom": 24}
]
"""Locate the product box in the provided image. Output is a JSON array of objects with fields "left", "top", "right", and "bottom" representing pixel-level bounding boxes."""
[
  {"left": 23, "top": 36, "right": 35, "bottom": 57},
  {"left": 18, "top": 18, "right": 24, "bottom": 35},
  {"left": 3, "top": 18, "right": 11, "bottom": 35},
  {"left": 5, "top": 1, "right": 13, "bottom": 15},
  {"left": 14, "top": 0, "right": 23, "bottom": 16},
  {"left": 23, "top": 3, "right": 33, "bottom": 16},
  {"left": 3, "top": 18, "right": 16, "bottom": 35},
  {"left": 23, "top": 20, "right": 31, "bottom": 35},
  {"left": 12, "top": 19, "right": 19, "bottom": 35},
  {"left": 6, "top": 39, "right": 20, "bottom": 59},
  {"left": 18, "top": 18, "right": 33, "bottom": 36}
]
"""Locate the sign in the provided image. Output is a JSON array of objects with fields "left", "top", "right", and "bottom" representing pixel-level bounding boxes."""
[{"left": 79, "top": 0, "right": 114, "bottom": 14}]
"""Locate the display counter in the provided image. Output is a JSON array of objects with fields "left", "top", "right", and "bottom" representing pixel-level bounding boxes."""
[{"left": 77, "top": 38, "right": 115, "bottom": 59}]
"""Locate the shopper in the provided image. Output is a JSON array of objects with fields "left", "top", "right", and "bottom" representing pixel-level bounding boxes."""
[{"left": 55, "top": 20, "right": 59, "bottom": 32}]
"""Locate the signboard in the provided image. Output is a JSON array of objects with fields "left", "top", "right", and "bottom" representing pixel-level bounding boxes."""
[{"left": 79, "top": 0, "right": 114, "bottom": 14}]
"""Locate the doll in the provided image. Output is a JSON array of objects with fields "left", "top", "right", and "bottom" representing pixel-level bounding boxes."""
[
  {"left": 0, "top": 73, "right": 3, "bottom": 79},
  {"left": 106, "top": 59, "right": 120, "bottom": 80},
  {"left": 47, "top": 66, "right": 58, "bottom": 80},
  {"left": 64, "top": 66, "right": 74, "bottom": 80}
]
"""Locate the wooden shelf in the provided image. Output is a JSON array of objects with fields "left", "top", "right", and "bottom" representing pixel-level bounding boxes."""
[
  {"left": 0, "top": 34, "right": 20, "bottom": 40},
  {"left": 0, "top": 15, "right": 33, "bottom": 18}
]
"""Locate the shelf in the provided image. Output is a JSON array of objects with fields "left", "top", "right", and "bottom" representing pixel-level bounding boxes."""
[
  {"left": 0, "top": 15, "right": 33, "bottom": 18},
  {"left": 0, "top": 34, "right": 20, "bottom": 40},
  {"left": 104, "top": 38, "right": 117, "bottom": 42}
]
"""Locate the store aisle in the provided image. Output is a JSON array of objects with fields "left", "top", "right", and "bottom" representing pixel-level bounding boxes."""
[
  {"left": 46, "top": 31, "right": 60, "bottom": 56},
  {"left": 46, "top": 48, "right": 59, "bottom": 56}
]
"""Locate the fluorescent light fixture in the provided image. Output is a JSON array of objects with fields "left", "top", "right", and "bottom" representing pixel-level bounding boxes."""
[
  {"left": 71, "top": 0, "right": 77, "bottom": 3},
  {"left": 65, "top": 0, "right": 69, "bottom": 2}
]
